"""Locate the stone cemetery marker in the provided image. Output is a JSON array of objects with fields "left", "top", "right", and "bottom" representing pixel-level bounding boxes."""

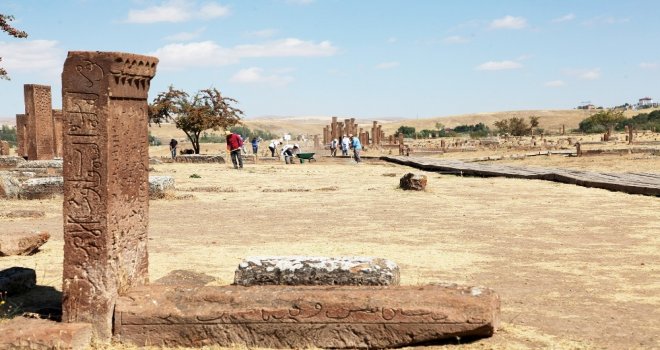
[
  {"left": 24, "top": 84, "right": 55, "bottom": 160},
  {"left": 61, "top": 51, "right": 158, "bottom": 340},
  {"left": 52, "top": 109, "right": 64, "bottom": 158},
  {"left": 15, "top": 114, "right": 27, "bottom": 157}
]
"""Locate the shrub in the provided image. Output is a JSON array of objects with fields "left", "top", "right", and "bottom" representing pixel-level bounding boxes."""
[{"left": 0, "top": 125, "right": 17, "bottom": 146}]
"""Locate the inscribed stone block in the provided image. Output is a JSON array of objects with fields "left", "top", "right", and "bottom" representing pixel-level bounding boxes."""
[{"left": 61, "top": 51, "right": 158, "bottom": 340}]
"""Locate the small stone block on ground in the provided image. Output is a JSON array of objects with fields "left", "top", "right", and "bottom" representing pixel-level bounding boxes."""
[
  {"left": 148, "top": 175, "right": 175, "bottom": 199},
  {"left": 0, "top": 231, "right": 50, "bottom": 256},
  {"left": 234, "top": 256, "right": 400, "bottom": 286},
  {"left": 114, "top": 284, "right": 500, "bottom": 348},
  {"left": 400, "top": 173, "right": 428, "bottom": 191},
  {"left": 0, "top": 267, "right": 36, "bottom": 295},
  {"left": 0, "top": 317, "right": 92, "bottom": 350},
  {"left": 19, "top": 177, "right": 63, "bottom": 199}
]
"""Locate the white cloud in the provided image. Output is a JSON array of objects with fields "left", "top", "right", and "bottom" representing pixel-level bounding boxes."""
[
  {"left": 552, "top": 13, "right": 575, "bottom": 23},
  {"left": 545, "top": 80, "right": 566, "bottom": 87},
  {"left": 245, "top": 29, "right": 278, "bottom": 38},
  {"left": 579, "top": 68, "right": 601, "bottom": 80},
  {"left": 0, "top": 40, "right": 64, "bottom": 74},
  {"left": 490, "top": 15, "right": 527, "bottom": 29},
  {"left": 151, "top": 38, "right": 337, "bottom": 69},
  {"left": 230, "top": 67, "right": 293, "bottom": 86},
  {"left": 443, "top": 35, "right": 469, "bottom": 44},
  {"left": 564, "top": 68, "right": 601, "bottom": 80},
  {"left": 375, "top": 61, "right": 399, "bottom": 70},
  {"left": 163, "top": 28, "right": 206, "bottom": 41},
  {"left": 198, "top": 3, "right": 230, "bottom": 19},
  {"left": 639, "top": 62, "right": 657, "bottom": 70},
  {"left": 582, "top": 16, "right": 629, "bottom": 26},
  {"left": 475, "top": 60, "right": 522, "bottom": 71},
  {"left": 126, "top": 0, "right": 229, "bottom": 23},
  {"left": 151, "top": 41, "right": 237, "bottom": 67},
  {"left": 387, "top": 37, "right": 398, "bottom": 44},
  {"left": 232, "top": 38, "right": 337, "bottom": 58}
]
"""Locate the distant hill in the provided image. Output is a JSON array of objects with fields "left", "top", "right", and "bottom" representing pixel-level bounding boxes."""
[{"left": 5, "top": 108, "right": 659, "bottom": 141}]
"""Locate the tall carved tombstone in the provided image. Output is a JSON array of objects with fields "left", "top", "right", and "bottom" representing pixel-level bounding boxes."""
[
  {"left": 15, "top": 114, "right": 27, "bottom": 158},
  {"left": 52, "top": 109, "right": 64, "bottom": 158},
  {"left": 24, "top": 84, "right": 55, "bottom": 160},
  {"left": 61, "top": 51, "right": 158, "bottom": 340}
]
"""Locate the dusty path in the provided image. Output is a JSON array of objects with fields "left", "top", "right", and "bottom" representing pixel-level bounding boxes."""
[{"left": 1, "top": 158, "right": 658, "bottom": 349}]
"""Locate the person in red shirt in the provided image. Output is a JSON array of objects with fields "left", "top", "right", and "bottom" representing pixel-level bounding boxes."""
[{"left": 226, "top": 130, "right": 243, "bottom": 169}]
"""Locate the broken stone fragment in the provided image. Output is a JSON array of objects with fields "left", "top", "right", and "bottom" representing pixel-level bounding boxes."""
[
  {"left": 0, "top": 156, "right": 26, "bottom": 169},
  {"left": 0, "top": 231, "right": 50, "bottom": 256},
  {"left": 0, "top": 317, "right": 92, "bottom": 350},
  {"left": 148, "top": 175, "right": 175, "bottom": 199},
  {"left": 399, "top": 172, "right": 427, "bottom": 191},
  {"left": 234, "top": 256, "right": 400, "bottom": 286},
  {"left": 0, "top": 173, "right": 21, "bottom": 199},
  {"left": 19, "top": 177, "right": 63, "bottom": 199},
  {"left": 0, "top": 267, "right": 36, "bottom": 295}
]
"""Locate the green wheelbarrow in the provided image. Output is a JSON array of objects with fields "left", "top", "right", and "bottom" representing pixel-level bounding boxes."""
[{"left": 296, "top": 152, "right": 316, "bottom": 163}]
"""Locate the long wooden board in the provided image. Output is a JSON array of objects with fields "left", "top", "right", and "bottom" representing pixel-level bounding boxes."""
[{"left": 381, "top": 156, "right": 660, "bottom": 196}]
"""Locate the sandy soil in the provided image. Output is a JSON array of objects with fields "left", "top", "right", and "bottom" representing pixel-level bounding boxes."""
[{"left": 1, "top": 153, "right": 659, "bottom": 349}]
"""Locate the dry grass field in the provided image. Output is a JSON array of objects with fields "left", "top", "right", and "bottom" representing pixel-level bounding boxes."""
[{"left": 1, "top": 148, "right": 659, "bottom": 349}]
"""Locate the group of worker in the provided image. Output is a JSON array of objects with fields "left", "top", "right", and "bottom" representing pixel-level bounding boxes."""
[
  {"left": 169, "top": 130, "right": 361, "bottom": 170},
  {"left": 329, "top": 134, "right": 362, "bottom": 163}
]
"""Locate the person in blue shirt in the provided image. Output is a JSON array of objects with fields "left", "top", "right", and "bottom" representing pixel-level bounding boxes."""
[
  {"left": 349, "top": 134, "right": 362, "bottom": 163},
  {"left": 251, "top": 136, "right": 260, "bottom": 155}
]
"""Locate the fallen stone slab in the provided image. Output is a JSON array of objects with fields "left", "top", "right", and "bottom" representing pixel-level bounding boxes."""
[
  {"left": 0, "top": 231, "right": 50, "bottom": 256},
  {"left": 19, "top": 177, "right": 64, "bottom": 200},
  {"left": 114, "top": 284, "right": 500, "bottom": 348},
  {"left": 7, "top": 176, "right": 175, "bottom": 200},
  {"left": 148, "top": 175, "right": 175, "bottom": 199},
  {"left": 400, "top": 172, "right": 427, "bottom": 191},
  {"left": 234, "top": 256, "right": 400, "bottom": 286},
  {"left": 0, "top": 156, "right": 26, "bottom": 169},
  {"left": 16, "top": 159, "right": 63, "bottom": 169},
  {"left": 174, "top": 154, "right": 225, "bottom": 163},
  {"left": 0, "top": 267, "right": 36, "bottom": 295},
  {"left": 0, "top": 317, "right": 92, "bottom": 350}
]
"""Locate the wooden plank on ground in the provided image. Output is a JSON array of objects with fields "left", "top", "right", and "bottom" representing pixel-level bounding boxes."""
[{"left": 380, "top": 156, "right": 660, "bottom": 196}]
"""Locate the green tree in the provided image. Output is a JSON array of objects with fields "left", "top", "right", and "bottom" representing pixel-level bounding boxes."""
[
  {"left": 493, "top": 119, "right": 509, "bottom": 134},
  {"left": 578, "top": 110, "right": 626, "bottom": 134},
  {"left": 493, "top": 118, "right": 529, "bottom": 136},
  {"left": 1, "top": 14, "right": 28, "bottom": 80},
  {"left": 616, "top": 110, "right": 660, "bottom": 132},
  {"left": 529, "top": 116, "right": 540, "bottom": 134},
  {"left": 149, "top": 86, "right": 243, "bottom": 154},
  {"left": 0, "top": 125, "right": 17, "bottom": 146},
  {"left": 395, "top": 125, "right": 416, "bottom": 138}
]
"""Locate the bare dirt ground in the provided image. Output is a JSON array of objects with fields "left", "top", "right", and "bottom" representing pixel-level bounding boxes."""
[{"left": 1, "top": 152, "right": 659, "bottom": 349}]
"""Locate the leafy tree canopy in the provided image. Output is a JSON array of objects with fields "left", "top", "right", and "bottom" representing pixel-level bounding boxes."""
[
  {"left": 1, "top": 14, "right": 28, "bottom": 80},
  {"left": 149, "top": 86, "right": 243, "bottom": 154},
  {"left": 578, "top": 110, "right": 625, "bottom": 134}
]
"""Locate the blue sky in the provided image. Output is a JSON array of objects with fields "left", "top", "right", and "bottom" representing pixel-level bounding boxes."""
[{"left": 1, "top": 0, "right": 658, "bottom": 120}]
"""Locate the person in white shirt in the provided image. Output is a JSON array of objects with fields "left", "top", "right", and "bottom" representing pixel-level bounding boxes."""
[
  {"left": 341, "top": 135, "right": 350, "bottom": 156},
  {"left": 268, "top": 140, "right": 280, "bottom": 157},
  {"left": 281, "top": 144, "right": 300, "bottom": 164}
]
